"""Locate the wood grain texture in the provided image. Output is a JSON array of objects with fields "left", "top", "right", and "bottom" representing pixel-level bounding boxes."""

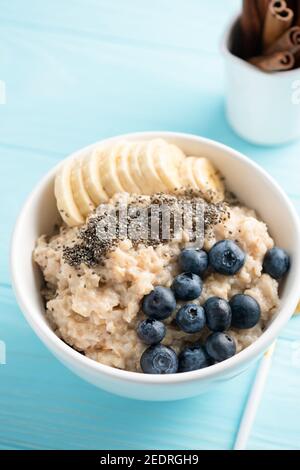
[{"left": 1, "top": 0, "right": 300, "bottom": 450}]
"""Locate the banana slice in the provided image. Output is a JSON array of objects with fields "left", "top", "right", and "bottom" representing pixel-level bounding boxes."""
[
  {"left": 179, "top": 157, "right": 198, "bottom": 190},
  {"left": 152, "top": 141, "right": 183, "bottom": 192},
  {"left": 82, "top": 146, "right": 108, "bottom": 205},
  {"left": 192, "top": 157, "right": 225, "bottom": 201},
  {"left": 116, "top": 141, "right": 141, "bottom": 194},
  {"left": 169, "top": 143, "right": 186, "bottom": 167},
  {"left": 128, "top": 141, "right": 148, "bottom": 192},
  {"left": 54, "top": 158, "right": 84, "bottom": 227},
  {"left": 71, "top": 155, "right": 96, "bottom": 218},
  {"left": 99, "top": 141, "right": 127, "bottom": 197},
  {"left": 137, "top": 140, "right": 168, "bottom": 194}
]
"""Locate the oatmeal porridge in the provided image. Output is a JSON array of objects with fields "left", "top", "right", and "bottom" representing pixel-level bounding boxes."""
[{"left": 33, "top": 139, "right": 290, "bottom": 373}]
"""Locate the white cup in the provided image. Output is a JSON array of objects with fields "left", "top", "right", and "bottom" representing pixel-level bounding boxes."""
[{"left": 222, "top": 16, "right": 300, "bottom": 146}]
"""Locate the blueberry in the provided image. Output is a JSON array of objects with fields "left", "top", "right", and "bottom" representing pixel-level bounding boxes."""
[
  {"left": 263, "top": 247, "right": 290, "bottom": 279},
  {"left": 142, "top": 286, "right": 176, "bottom": 320},
  {"left": 209, "top": 240, "right": 245, "bottom": 275},
  {"left": 171, "top": 272, "right": 203, "bottom": 301},
  {"left": 179, "top": 248, "right": 208, "bottom": 276},
  {"left": 178, "top": 345, "right": 211, "bottom": 372},
  {"left": 140, "top": 344, "right": 178, "bottom": 374},
  {"left": 205, "top": 332, "right": 236, "bottom": 362},
  {"left": 137, "top": 319, "right": 166, "bottom": 345},
  {"left": 203, "top": 297, "right": 232, "bottom": 332},
  {"left": 230, "top": 294, "right": 261, "bottom": 329},
  {"left": 176, "top": 304, "right": 206, "bottom": 333}
]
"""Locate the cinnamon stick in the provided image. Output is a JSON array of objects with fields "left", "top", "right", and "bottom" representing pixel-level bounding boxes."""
[
  {"left": 249, "top": 50, "right": 295, "bottom": 71},
  {"left": 240, "top": 0, "right": 264, "bottom": 58},
  {"left": 265, "top": 25, "right": 300, "bottom": 53},
  {"left": 295, "top": 0, "right": 300, "bottom": 26},
  {"left": 256, "top": 0, "right": 274, "bottom": 22},
  {"left": 286, "top": 0, "right": 297, "bottom": 11},
  {"left": 263, "top": 1, "right": 294, "bottom": 49}
]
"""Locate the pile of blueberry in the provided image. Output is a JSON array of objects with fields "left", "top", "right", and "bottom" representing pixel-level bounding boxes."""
[{"left": 137, "top": 240, "right": 290, "bottom": 374}]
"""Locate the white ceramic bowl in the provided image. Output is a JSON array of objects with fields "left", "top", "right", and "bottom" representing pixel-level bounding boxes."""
[{"left": 11, "top": 132, "right": 300, "bottom": 401}]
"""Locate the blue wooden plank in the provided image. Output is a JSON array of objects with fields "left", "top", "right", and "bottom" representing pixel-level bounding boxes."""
[
  {"left": 1, "top": 0, "right": 300, "bottom": 450},
  {"left": 249, "top": 318, "right": 300, "bottom": 450}
]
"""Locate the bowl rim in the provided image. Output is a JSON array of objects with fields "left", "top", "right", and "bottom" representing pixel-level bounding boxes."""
[{"left": 10, "top": 131, "right": 300, "bottom": 385}]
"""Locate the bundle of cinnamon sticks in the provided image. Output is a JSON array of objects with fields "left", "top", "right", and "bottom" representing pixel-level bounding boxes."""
[{"left": 239, "top": 0, "right": 300, "bottom": 72}]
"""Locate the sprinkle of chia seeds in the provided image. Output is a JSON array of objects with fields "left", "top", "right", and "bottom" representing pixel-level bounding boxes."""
[{"left": 63, "top": 191, "right": 230, "bottom": 267}]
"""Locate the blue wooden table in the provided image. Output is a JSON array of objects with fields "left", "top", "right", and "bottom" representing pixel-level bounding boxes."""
[{"left": 1, "top": 0, "right": 300, "bottom": 450}]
